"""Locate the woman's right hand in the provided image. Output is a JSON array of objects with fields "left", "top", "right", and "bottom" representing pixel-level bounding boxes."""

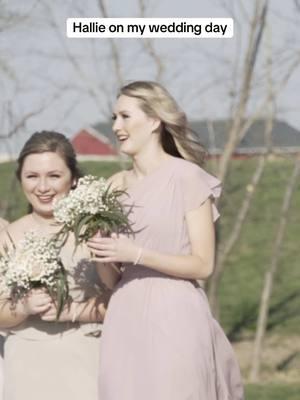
[{"left": 18, "top": 289, "right": 52, "bottom": 317}]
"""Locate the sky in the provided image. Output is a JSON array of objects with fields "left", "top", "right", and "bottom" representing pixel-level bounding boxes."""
[{"left": 1, "top": 0, "right": 300, "bottom": 155}]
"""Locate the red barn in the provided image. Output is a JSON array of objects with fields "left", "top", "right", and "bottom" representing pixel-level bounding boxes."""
[
  {"left": 72, "top": 119, "right": 300, "bottom": 161},
  {"left": 71, "top": 126, "right": 118, "bottom": 160}
]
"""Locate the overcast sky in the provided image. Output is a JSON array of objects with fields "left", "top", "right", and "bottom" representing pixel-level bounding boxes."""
[{"left": 1, "top": 0, "right": 300, "bottom": 154}]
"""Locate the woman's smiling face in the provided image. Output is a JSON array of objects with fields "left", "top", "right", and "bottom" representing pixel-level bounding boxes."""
[
  {"left": 112, "top": 95, "right": 159, "bottom": 156},
  {"left": 20, "top": 151, "right": 74, "bottom": 218}
]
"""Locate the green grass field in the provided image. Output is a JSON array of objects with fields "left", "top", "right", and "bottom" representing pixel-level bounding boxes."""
[
  {"left": 245, "top": 383, "right": 300, "bottom": 400},
  {"left": 0, "top": 157, "right": 299, "bottom": 337},
  {"left": 1, "top": 157, "right": 299, "bottom": 398},
  {"left": 218, "top": 157, "right": 300, "bottom": 339}
]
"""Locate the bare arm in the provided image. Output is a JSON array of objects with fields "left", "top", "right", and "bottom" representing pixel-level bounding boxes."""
[
  {"left": 0, "top": 293, "right": 108, "bottom": 327},
  {"left": 87, "top": 199, "right": 216, "bottom": 281},
  {"left": 0, "top": 300, "right": 28, "bottom": 329},
  {"left": 93, "top": 261, "right": 121, "bottom": 290},
  {"left": 0, "top": 290, "right": 52, "bottom": 329},
  {"left": 136, "top": 199, "right": 215, "bottom": 279},
  {"left": 41, "top": 295, "right": 109, "bottom": 323}
]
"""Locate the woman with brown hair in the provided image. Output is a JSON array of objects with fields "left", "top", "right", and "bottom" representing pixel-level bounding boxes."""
[
  {"left": 0, "top": 131, "right": 114, "bottom": 400},
  {"left": 88, "top": 81, "right": 244, "bottom": 400}
]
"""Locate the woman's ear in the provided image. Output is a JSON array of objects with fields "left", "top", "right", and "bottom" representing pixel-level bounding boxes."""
[
  {"left": 71, "top": 179, "right": 77, "bottom": 189},
  {"left": 151, "top": 118, "right": 162, "bottom": 133}
]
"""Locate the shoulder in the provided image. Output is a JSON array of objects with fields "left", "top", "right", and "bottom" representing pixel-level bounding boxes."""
[
  {"left": 106, "top": 170, "right": 127, "bottom": 191},
  {"left": 172, "top": 158, "right": 220, "bottom": 186},
  {"left": 171, "top": 158, "right": 222, "bottom": 207},
  {"left": 170, "top": 159, "right": 222, "bottom": 221},
  {"left": 0, "top": 215, "right": 31, "bottom": 247},
  {"left": 171, "top": 157, "right": 202, "bottom": 175}
]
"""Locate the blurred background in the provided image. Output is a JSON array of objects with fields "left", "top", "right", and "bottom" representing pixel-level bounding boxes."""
[{"left": 0, "top": 1, "right": 300, "bottom": 398}]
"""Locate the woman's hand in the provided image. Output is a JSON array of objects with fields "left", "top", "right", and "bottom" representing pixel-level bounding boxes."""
[
  {"left": 19, "top": 289, "right": 52, "bottom": 317},
  {"left": 41, "top": 299, "right": 107, "bottom": 323},
  {"left": 40, "top": 302, "right": 71, "bottom": 322},
  {"left": 87, "top": 233, "right": 140, "bottom": 264}
]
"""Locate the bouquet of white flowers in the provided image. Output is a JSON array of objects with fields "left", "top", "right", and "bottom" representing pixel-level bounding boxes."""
[
  {"left": 0, "top": 231, "right": 69, "bottom": 319},
  {"left": 53, "top": 175, "right": 132, "bottom": 245}
]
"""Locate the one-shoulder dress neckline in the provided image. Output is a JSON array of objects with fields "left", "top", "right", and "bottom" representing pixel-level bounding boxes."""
[{"left": 125, "top": 156, "right": 177, "bottom": 193}]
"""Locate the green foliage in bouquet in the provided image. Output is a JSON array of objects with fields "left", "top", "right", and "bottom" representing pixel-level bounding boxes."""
[{"left": 53, "top": 175, "right": 133, "bottom": 247}]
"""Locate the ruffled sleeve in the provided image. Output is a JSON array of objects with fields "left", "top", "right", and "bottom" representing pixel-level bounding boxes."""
[{"left": 181, "top": 164, "right": 222, "bottom": 222}]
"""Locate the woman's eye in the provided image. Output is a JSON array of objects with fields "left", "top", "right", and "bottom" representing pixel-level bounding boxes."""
[
  {"left": 112, "top": 115, "right": 116, "bottom": 121},
  {"left": 122, "top": 114, "right": 129, "bottom": 119},
  {"left": 26, "top": 175, "right": 36, "bottom": 179},
  {"left": 50, "top": 175, "right": 61, "bottom": 178}
]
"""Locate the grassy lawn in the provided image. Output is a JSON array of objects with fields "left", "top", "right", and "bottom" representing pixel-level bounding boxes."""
[
  {"left": 245, "top": 383, "right": 300, "bottom": 400},
  {"left": 217, "top": 157, "right": 300, "bottom": 339},
  {"left": 1, "top": 156, "right": 299, "bottom": 389},
  {"left": 1, "top": 157, "right": 299, "bottom": 338}
]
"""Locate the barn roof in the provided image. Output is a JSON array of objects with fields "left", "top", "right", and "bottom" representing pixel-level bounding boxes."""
[
  {"left": 92, "top": 119, "right": 300, "bottom": 154},
  {"left": 190, "top": 119, "right": 300, "bottom": 153},
  {"left": 71, "top": 126, "right": 117, "bottom": 156}
]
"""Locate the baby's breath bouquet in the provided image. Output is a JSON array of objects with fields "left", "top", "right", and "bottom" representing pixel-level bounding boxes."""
[
  {"left": 0, "top": 231, "right": 69, "bottom": 319},
  {"left": 53, "top": 175, "right": 132, "bottom": 246}
]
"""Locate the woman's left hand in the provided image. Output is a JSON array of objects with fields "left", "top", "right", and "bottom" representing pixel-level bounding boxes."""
[
  {"left": 40, "top": 302, "right": 71, "bottom": 322},
  {"left": 87, "top": 233, "right": 139, "bottom": 264}
]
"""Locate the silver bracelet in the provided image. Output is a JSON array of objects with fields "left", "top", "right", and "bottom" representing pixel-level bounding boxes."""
[{"left": 133, "top": 248, "right": 143, "bottom": 265}]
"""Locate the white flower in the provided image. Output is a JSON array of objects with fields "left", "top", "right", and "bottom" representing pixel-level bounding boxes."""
[
  {"left": 0, "top": 230, "right": 63, "bottom": 296},
  {"left": 53, "top": 175, "right": 110, "bottom": 226},
  {"left": 52, "top": 174, "right": 130, "bottom": 246}
]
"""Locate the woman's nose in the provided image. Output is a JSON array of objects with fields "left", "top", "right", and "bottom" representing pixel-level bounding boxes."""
[
  {"left": 112, "top": 116, "right": 122, "bottom": 132},
  {"left": 36, "top": 178, "right": 50, "bottom": 192}
]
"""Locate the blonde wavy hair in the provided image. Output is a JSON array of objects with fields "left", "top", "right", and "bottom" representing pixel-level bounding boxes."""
[{"left": 118, "top": 81, "right": 206, "bottom": 166}]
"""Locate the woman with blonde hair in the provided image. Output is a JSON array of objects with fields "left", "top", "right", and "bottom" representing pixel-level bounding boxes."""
[{"left": 88, "top": 81, "right": 244, "bottom": 399}]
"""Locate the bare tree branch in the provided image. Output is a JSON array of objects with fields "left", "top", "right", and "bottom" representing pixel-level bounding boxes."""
[
  {"left": 44, "top": 2, "right": 104, "bottom": 106},
  {"left": 97, "top": 0, "right": 123, "bottom": 86},
  {"left": 295, "top": 0, "right": 300, "bottom": 11},
  {"left": 217, "top": 0, "right": 269, "bottom": 184},
  {"left": 138, "top": 0, "right": 164, "bottom": 81},
  {"left": 0, "top": 107, "right": 46, "bottom": 139},
  {"left": 249, "top": 152, "right": 300, "bottom": 382},
  {"left": 208, "top": 10, "right": 274, "bottom": 316}
]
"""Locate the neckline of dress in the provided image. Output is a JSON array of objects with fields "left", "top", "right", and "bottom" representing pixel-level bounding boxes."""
[
  {"left": 30, "top": 213, "right": 61, "bottom": 235},
  {"left": 125, "top": 156, "right": 177, "bottom": 193}
]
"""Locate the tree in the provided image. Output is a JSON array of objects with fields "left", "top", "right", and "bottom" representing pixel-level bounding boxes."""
[
  {"left": 208, "top": 0, "right": 269, "bottom": 317},
  {"left": 249, "top": 153, "right": 300, "bottom": 382}
]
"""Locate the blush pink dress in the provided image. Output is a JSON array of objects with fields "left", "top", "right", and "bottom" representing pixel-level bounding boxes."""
[
  {"left": 1, "top": 234, "right": 102, "bottom": 400},
  {"left": 98, "top": 157, "right": 244, "bottom": 400}
]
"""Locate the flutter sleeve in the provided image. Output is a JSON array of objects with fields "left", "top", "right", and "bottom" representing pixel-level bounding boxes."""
[{"left": 181, "top": 164, "right": 222, "bottom": 222}]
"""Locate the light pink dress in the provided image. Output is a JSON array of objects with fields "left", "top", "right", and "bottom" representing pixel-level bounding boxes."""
[
  {"left": 98, "top": 157, "right": 244, "bottom": 400},
  {"left": 2, "top": 234, "right": 101, "bottom": 400}
]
